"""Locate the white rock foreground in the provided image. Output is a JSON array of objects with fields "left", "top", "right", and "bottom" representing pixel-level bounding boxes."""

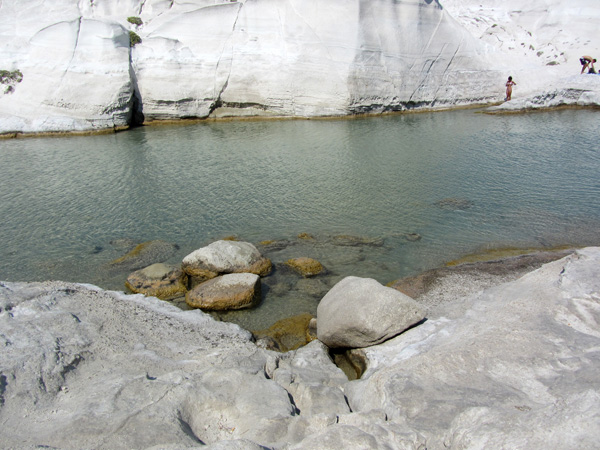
[
  {"left": 1, "top": 0, "right": 600, "bottom": 135},
  {"left": 1, "top": 247, "right": 600, "bottom": 449}
]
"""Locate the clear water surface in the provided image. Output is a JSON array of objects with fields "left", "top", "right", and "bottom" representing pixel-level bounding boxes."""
[{"left": 1, "top": 109, "right": 599, "bottom": 329}]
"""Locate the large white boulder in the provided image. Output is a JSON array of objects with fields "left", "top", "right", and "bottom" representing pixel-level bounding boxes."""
[{"left": 317, "top": 276, "right": 426, "bottom": 348}]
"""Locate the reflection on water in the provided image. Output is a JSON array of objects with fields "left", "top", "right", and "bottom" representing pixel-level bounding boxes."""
[{"left": 1, "top": 109, "right": 599, "bottom": 329}]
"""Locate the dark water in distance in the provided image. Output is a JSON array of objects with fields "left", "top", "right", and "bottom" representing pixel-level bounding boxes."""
[{"left": 1, "top": 109, "right": 599, "bottom": 329}]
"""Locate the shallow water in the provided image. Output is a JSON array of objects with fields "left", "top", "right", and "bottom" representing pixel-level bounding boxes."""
[{"left": 1, "top": 109, "right": 599, "bottom": 329}]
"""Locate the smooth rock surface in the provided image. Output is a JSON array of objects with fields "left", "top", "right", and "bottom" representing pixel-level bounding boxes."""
[
  {"left": 345, "top": 247, "right": 600, "bottom": 449},
  {"left": 182, "top": 240, "right": 272, "bottom": 282},
  {"left": 317, "top": 276, "right": 427, "bottom": 348},
  {"left": 185, "top": 272, "right": 261, "bottom": 310},
  {"left": 125, "top": 262, "right": 188, "bottom": 300},
  {"left": 2, "top": 248, "right": 600, "bottom": 449}
]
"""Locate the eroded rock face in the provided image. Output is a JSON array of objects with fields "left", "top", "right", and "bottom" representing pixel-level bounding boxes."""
[
  {"left": 0, "top": 0, "right": 506, "bottom": 134},
  {"left": 182, "top": 240, "right": 272, "bottom": 283},
  {"left": 185, "top": 272, "right": 261, "bottom": 310},
  {"left": 0, "top": 12, "right": 135, "bottom": 133},
  {"left": 317, "top": 276, "right": 426, "bottom": 348}
]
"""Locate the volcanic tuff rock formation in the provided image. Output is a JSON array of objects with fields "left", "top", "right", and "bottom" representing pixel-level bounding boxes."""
[
  {"left": 2, "top": 248, "right": 600, "bottom": 448},
  {"left": 3, "top": 0, "right": 590, "bottom": 135}
]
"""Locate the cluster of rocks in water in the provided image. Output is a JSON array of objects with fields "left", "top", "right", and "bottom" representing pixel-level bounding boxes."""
[{"left": 117, "top": 237, "right": 427, "bottom": 355}]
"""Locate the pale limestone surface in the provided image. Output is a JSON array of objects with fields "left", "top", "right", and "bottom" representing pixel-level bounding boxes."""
[
  {"left": 3, "top": 0, "right": 599, "bottom": 134},
  {"left": 345, "top": 247, "right": 600, "bottom": 449},
  {"left": 1, "top": 248, "right": 600, "bottom": 449}
]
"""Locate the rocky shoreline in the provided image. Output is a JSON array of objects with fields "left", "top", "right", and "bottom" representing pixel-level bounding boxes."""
[{"left": 2, "top": 246, "right": 599, "bottom": 448}]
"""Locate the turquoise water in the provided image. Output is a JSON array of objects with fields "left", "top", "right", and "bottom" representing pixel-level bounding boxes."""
[{"left": 1, "top": 109, "right": 599, "bottom": 329}]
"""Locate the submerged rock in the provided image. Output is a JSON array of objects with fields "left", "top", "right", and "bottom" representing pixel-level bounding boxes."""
[
  {"left": 186, "top": 273, "right": 261, "bottom": 311},
  {"left": 253, "top": 313, "right": 316, "bottom": 352},
  {"left": 285, "top": 257, "right": 325, "bottom": 278},
  {"left": 295, "top": 278, "right": 330, "bottom": 298},
  {"left": 330, "top": 234, "right": 384, "bottom": 247},
  {"left": 317, "top": 276, "right": 426, "bottom": 349},
  {"left": 125, "top": 263, "right": 187, "bottom": 300},
  {"left": 108, "top": 239, "right": 179, "bottom": 272},
  {"left": 435, "top": 198, "right": 474, "bottom": 211}
]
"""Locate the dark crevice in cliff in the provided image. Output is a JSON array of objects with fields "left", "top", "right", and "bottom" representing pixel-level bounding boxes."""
[
  {"left": 177, "top": 412, "right": 205, "bottom": 445},
  {"left": 0, "top": 373, "right": 7, "bottom": 407},
  {"left": 128, "top": 51, "right": 145, "bottom": 127}
]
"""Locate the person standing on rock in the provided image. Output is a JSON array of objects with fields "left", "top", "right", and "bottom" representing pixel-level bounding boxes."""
[
  {"left": 505, "top": 76, "right": 516, "bottom": 101},
  {"left": 580, "top": 56, "right": 596, "bottom": 74}
]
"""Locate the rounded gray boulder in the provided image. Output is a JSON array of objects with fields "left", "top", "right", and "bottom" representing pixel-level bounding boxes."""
[
  {"left": 182, "top": 240, "right": 272, "bottom": 283},
  {"left": 317, "top": 276, "right": 426, "bottom": 348}
]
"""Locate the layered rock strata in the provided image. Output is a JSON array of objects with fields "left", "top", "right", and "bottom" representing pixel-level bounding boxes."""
[{"left": 0, "top": 0, "right": 503, "bottom": 135}]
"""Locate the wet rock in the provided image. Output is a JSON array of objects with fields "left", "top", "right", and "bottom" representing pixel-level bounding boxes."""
[
  {"left": 108, "top": 240, "right": 179, "bottom": 272},
  {"left": 388, "top": 248, "right": 575, "bottom": 317},
  {"left": 295, "top": 278, "right": 330, "bottom": 298},
  {"left": 258, "top": 239, "right": 294, "bottom": 252},
  {"left": 186, "top": 273, "right": 261, "bottom": 311},
  {"left": 307, "top": 318, "right": 318, "bottom": 341},
  {"left": 317, "top": 276, "right": 426, "bottom": 349},
  {"left": 182, "top": 240, "right": 272, "bottom": 284},
  {"left": 252, "top": 313, "right": 316, "bottom": 352},
  {"left": 403, "top": 232, "right": 422, "bottom": 242},
  {"left": 125, "top": 263, "right": 188, "bottom": 300},
  {"left": 330, "top": 234, "right": 384, "bottom": 247},
  {"left": 285, "top": 257, "right": 325, "bottom": 278},
  {"left": 297, "top": 232, "right": 315, "bottom": 240},
  {"left": 266, "top": 280, "right": 293, "bottom": 296},
  {"left": 109, "top": 237, "right": 137, "bottom": 252}
]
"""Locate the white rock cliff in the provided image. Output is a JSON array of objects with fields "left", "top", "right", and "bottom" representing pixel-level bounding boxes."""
[{"left": 3, "top": 0, "right": 598, "bottom": 135}]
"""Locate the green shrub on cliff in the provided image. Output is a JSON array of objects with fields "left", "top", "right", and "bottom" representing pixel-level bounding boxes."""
[
  {"left": 127, "top": 16, "right": 143, "bottom": 26},
  {"left": 0, "top": 69, "right": 23, "bottom": 93},
  {"left": 129, "top": 31, "right": 142, "bottom": 47},
  {"left": 0, "top": 69, "right": 23, "bottom": 84}
]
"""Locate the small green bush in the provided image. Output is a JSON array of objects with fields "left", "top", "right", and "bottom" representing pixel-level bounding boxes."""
[
  {"left": 129, "top": 31, "right": 142, "bottom": 47},
  {"left": 127, "top": 16, "right": 143, "bottom": 26},
  {"left": 0, "top": 69, "right": 23, "bottom": 85}
]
